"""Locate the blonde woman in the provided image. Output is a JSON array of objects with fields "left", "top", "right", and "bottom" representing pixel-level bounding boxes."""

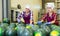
[{"left": 37, "top": 3, "right": 59, "bottom": 25}]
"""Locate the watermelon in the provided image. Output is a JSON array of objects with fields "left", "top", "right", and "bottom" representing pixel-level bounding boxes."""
[
  {"left": 0, "top": 23, "right": 8, "bottom": 30},
  {"left": 50, "top": 30, "right": 60, "bottom": 36},
  {"left": 34, "top": 24, "right": 51, "bottom": 36},
  {"left": 3, "top": 18, "right": 10, "bottom": 24},
  {"left": 16, "top": 22, "right": 26, "bottom": 27},
  {"left": 22, "top": 28, "right": 33, "bottom": 36},
  {"left": 50, "top": 24, "right": 60, "bottom": 36},
  {"left": 34, "top": 28, "right": 46, "bottom": 36},
  {"left": 40, "top": 24, "right": 51, "bottom": 33},
  {"left": 26, "top": 24, "right": 34, "bottom": 31},
  {"left": 26, "top": 24, "right": 40, "bottom": 35},
  {"left": 5, "top": 23, "right": 17, "bottom": 36},
  {"left": 34, "top": 32, "right": 41, "bottom": 36},
  {"left": 16, "top": 24, "right": 25, "bottom": 36},
  {"left": 26, "top": 24, "right": 32, "bottom": 29},
  {"left": 6, "top": 28, "right": 17, "bottom": 36},
  {"left": 9, "top": 23, "right": 16, "bottom": 28},
  {"left": 50, "top": 25, "right": 60, "bottom": 31},
  {"left": 26, "top": 24, "right": 34, "bottom": 35},
  {"left": 0, "top": 27, "right": 5, "bottom": 36},
  {"left": 32, "top": 25, "right": 39, "bottom": 31},
  {"left": 20, "top": 21, "right": 25, "bottom": 24},
  {"left": 16, "top": 24, "right": 33, "bottom": 36},
  {"left": 0, "top": 23, "right": 8, "bottom": 26}
]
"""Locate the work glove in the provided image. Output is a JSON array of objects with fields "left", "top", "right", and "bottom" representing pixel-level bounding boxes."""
[
  {"left": 17, "top": 18, "right": 21, "bottom": 24},
  {"left": 44, "top": 22, "right": 51, "bottom": 25},
  {"left": 37, "top": 21, "right": 42, "bottom": 25},
  {"left": 29, "top": 24, "right": 34, "bottom": 27}
]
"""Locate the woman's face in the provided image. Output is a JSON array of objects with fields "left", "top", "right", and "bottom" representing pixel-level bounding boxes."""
[
  {"left": 46, "top": 7, "right": 52, "bottom": 13},
  {"left": 25, "top": 8, "right": 30, "bottom": 13}
]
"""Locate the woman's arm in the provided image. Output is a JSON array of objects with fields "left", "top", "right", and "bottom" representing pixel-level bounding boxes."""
[
  {"left": 30, "top": 11, "right": 33, "bottom": 24},
  {"left": 50, "top": 13, "right": 57, "bottom": 24},
  {"left": 17, "top": 13, "right": 21, "bottom": 23},
  {"left": 17, "top": 12, "right": 24, "bottom": 22},
  {"left": 40, "top": 13, "right": 47, "bottom": 22},
  {"left": 20, "top": 12, "right": 25, "bottom": 22}
]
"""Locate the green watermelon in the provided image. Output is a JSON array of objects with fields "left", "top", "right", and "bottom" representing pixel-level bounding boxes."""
[
  {"left": 40, "top": 24, "right": 51, "bottom": 33},
  {"left": 26, "top": 24, "right": 39, "bottom": 30},
  {"left": 0, "top": 27, "right": 5, "bottom": 36},
  {"left": 34, "top": 24, "right": 51, "bottom": 36},
  {"left": 16, "top": 24, "right": 25, "bottom": 36},
  {"left": 50, "top": 30, "right": 60, "bottom": 36},
  {"left": 26, "top": 24, "right": 32, "bottom": 29},
  {"left": 34, "top": 32, "right": 41, "bottom": 36},
  {"left": 26, "top": 24, "right": 40, "bottom": 35},
  {"left": 26, "top": 24, "right": 33, "bottom": 32},
  {"left": 5, "top": 26, "right": 16, "bottom": 36},
  {"left": 20, "top": 21, "right": 25, "bottom": 24},
  {"left": 6, "top": 27, "right": 16, "bottom": 36},
  {"left": 32, "top": 25, "right": 39, "bottom": 31},
  {"left": 5, "top": 23, "right": 17, "bottom": 36},
  {"left": 16, "top": 24, "right": 33, "bottom": 36},
  {"left": 0, "top": 23, "right": 8, "bottom": 30},
  {"left": 16, "top": 22, "right": 26, "bottom": 27},
  {"left": 22, "top": 28, "right": 33, "bottom": 36},
  {"left": 3, "top": 18, "right": 10, "bottom": 24},
  {"left": 34, "top": 28, "right": 46, "bottom": 36},
  {"left": 50, "top": 25, "right": 60, "bottom": 31},
  {"left": 9, "top": 23, "right": 16, "bottom": 28}
]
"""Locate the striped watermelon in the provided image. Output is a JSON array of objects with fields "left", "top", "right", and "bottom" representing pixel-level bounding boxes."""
[
  {"left": 34, "top": 28, "right": 46, "bottom": 36},
  {"left": 22, "top": 28, "right": 33, "bottom": 36},
  {"left": 3, "top": 18, "right": 10, "bottom": 24},
  {"left": 16, "top": 24, "right": 25, "bottom": 36},
  {"left": 40, "top": 24, "right": 51, "bottom": 33},
  {"left": 6, "top": 27, "right": 16, "bottom": 36},
  {"left": 50, "top": 30, "right": 60, "bottom": 36},
  {"left": 50, "top": 25, "right": 60, "bottom": 31},
  {"left": 32, "top": 25, "right": 39, "bottom": 31},
  {"left": 0, "top": 27, "right": 5, "bottom": 36},
  {"left": 0, "top": 23, "right": 8, "bottom": 30},
  {"left": 34, "top": 24, "right": 51, "bottom": 36},
  {"left": 9, "top": 23, "right": 16, "bottom": 28}
]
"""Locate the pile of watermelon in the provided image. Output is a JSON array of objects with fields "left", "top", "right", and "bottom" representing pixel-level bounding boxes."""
[
  {"left": 50, "top": 25, "right": 60, "bottom": 36},
  {"left": 0, "top": 18, "right": 60, "bottom": 36}
]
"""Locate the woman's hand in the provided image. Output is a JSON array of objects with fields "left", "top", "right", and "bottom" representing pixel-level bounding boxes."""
[
  {"left": 21, "top": 18, "right": 25, "bottom": 23},
  {"left": 30, "top": 20, "right": 33, "bottom": 24},
  {"left": 50, "top": 21, "right": 55, "bottom": 24},
  {"left": 17, "top": 18, "right": 21, "bottom": 23},
  {"left": 44, "top": 22, "right": 51, "bottom": 25},
  {"left": 37, "top": 21, "right": 42, "bottom": 25}
]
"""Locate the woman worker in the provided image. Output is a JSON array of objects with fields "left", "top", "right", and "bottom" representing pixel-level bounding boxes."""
[
  {"left": 17, "top": 6, "right": 33, "bottom": 24},
  {"left": 37, "top": 3, "right": 59, "bottom": 25}
]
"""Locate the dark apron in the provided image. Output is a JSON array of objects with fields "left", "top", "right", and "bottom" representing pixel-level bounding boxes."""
[{"left": 23, "top": 12, "right": 33, "bottom": 24}]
